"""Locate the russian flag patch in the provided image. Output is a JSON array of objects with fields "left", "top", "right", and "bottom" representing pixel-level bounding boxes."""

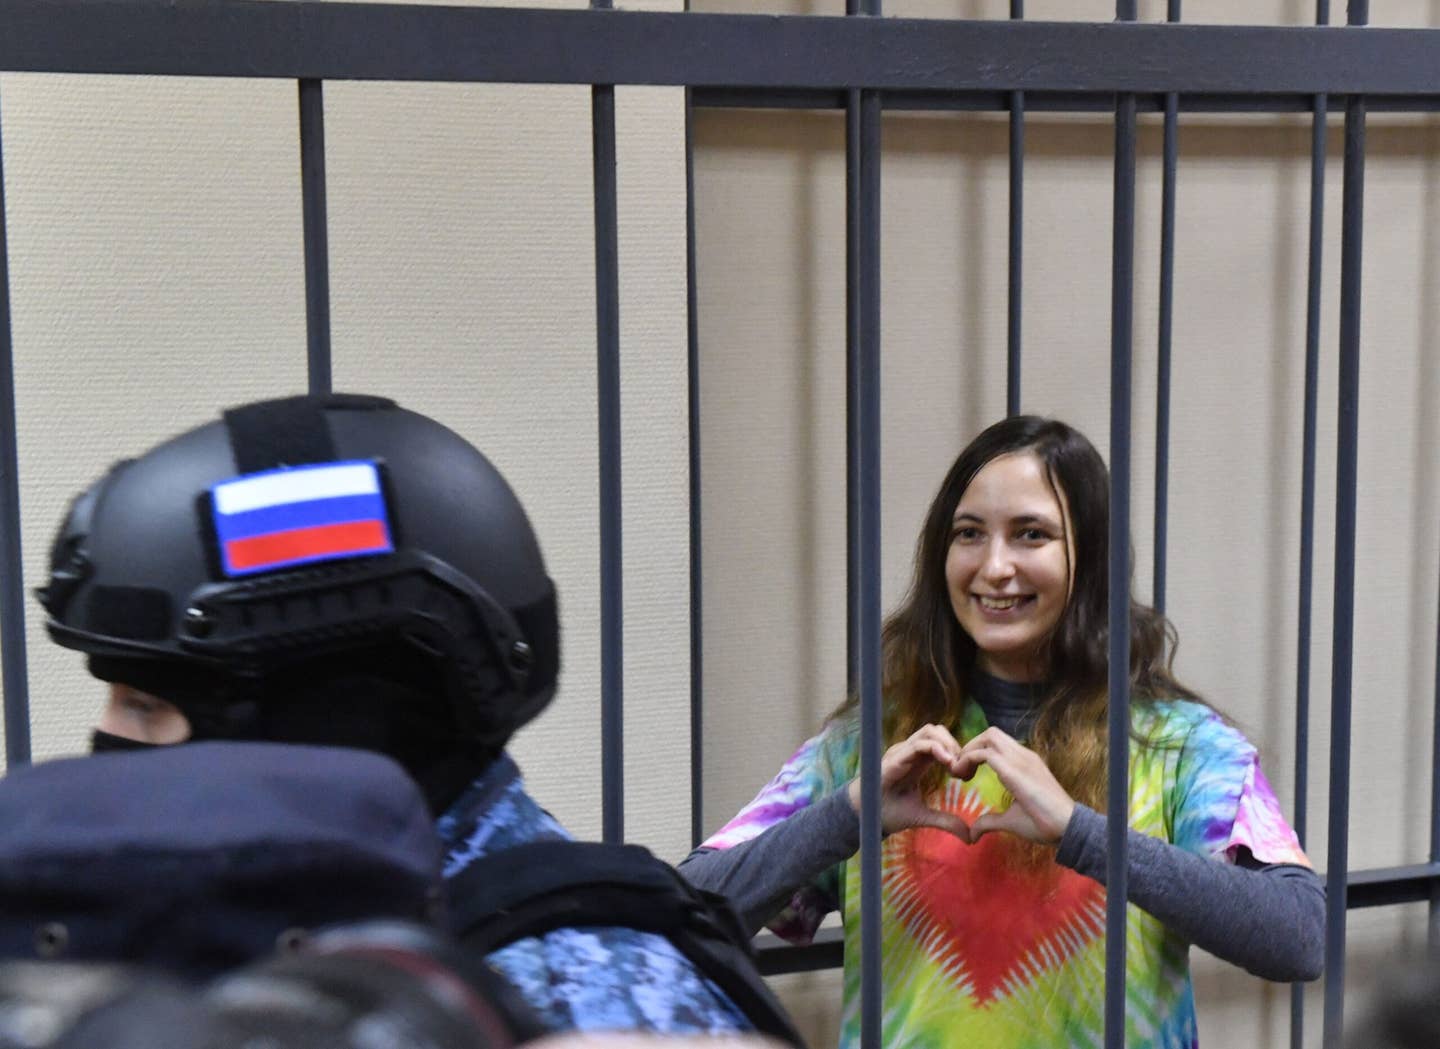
[{"left": 210, "top": 460, "right": 395, "bottom": 578}]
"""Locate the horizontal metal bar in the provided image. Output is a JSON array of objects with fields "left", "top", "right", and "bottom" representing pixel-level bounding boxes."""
[
  {"left": 1345, "top": 862, "right": 1440, "bottom": 910},
  {"left": 7, "top": 3, "right": 1440, "bottom": 95},
  {"left": 755, "top": 927, "right": 844, "bottom": 975},
  {"left": 754, "top": 864, "right": 1440, "bottom": 976},
  {"left": 694, "top": 88, "right": 1440, "bottom": 114}
]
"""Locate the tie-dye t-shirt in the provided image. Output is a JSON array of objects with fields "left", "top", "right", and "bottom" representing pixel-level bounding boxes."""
[{"left": 703, "top": 699, "right": 1309, "bottom": 1049}]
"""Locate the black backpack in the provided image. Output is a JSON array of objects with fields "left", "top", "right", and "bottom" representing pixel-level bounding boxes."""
[{"left": 447, "top": 839, "right": 807, "bottom": 1048}]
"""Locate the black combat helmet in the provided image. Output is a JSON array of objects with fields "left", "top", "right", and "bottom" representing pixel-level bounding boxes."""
[{"left": 37, "top": 394, "right": 559, "bottom": 803}]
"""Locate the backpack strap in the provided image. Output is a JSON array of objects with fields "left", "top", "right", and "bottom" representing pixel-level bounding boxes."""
[{"left": 448, "top": 840, "right": 806, "bottom": 1047}]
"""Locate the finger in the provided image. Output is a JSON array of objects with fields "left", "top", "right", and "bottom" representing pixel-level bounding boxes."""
[
  {"left": 891, "top": 737, "right": 965, "bottom": 785},
  {"left": 914, "top": 737, "right": 963, "bottom": 768},
  {"left": 968, "top": 745, "right": 1053, "bottom": 798},
  {"left": 882, "top": 737, "right": 928, "bottom": 777},
  {"left": 952, "top": 743, "right": 996, "bottom": 781},
  {"left": 914, "top": 723, "right": 964, "bottom": 756},
  {"left": 963, "top": 747, "right": 1041, "bottom": 801},
  {"left": 956, "top": 730, "right": 1032, "bottom": 776},
  {"left": 964, "top": 750, "right": 1074, "bottom": 843},
  {"left": 964, "top": 725, "right": 1020, "bottom": 757},
  {"left": 955, "top": 745, "right": 1035, "bottom": 791},
  {"left": 965, "top": 725, "right": 1002, "bottom": 746},
  {"left": 907, "top": 725, "right": 962, "bottom": 765}
]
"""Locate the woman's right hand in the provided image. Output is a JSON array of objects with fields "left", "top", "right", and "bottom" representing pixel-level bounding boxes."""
[{"left": 846, "top": 724, "right": 971, "bottom": 840}]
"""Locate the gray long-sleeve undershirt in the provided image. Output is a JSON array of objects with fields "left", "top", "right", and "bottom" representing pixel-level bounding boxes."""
[
  {"left": 1057, "top": 803, "right": 1324, "bottom": 980},
  {"left": 679, "top": 792, "right": 1325, "bottom": 983}
]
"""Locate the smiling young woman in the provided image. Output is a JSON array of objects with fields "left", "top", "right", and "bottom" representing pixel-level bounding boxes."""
[
  {"left": 944, "top": 451, "right": 1074, "bottom": 684},
  {"left": 680, "top": 415, "right": 1324, "bottom": 1049}
]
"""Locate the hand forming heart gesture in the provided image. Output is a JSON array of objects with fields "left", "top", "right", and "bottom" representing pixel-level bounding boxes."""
[
  {"left": 845, "top": 724, "right": 972, "bottom": 840},
  {"left": 953, "top": 726, "right": 1076, "bottom": 845},
  {"left": 846, "top": 723, "right": 1077, "bottom": 846}
]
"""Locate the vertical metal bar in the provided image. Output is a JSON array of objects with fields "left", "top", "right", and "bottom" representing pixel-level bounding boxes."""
[
  {"left": 1108, "top": 5, "right": 1137, "bottom": 1047},
  {"left": 1152, "top": 0, "right": 1180, "bottom": 616},
  {"left": 1432, "top": 550, "right": 1440, "bottom": 952},
  {"left": 856, "top": 83, "right": 882, "bottom": 1049},
  {"left": 0, "top": 88, "right": 32, "bottom": 768},
  {"left": 845, "top": 0, "right": 862, "bottom": 699},
  {"left": 1005, "top": 0, "right": 1024, "bottom": 417},
  {"left": 1323, "top": 4, "right": 1367, "bottom": 1043},
  {"left": 846, "top": 0, "right": 882, "bottom": 1044},
  {"left": 299, "top": 79, "right": 332, "bottom": 396},
  {"left": 1291, "top": 3, "right": 1328, "bottom": 1042},
  {"left": 846, "top": 147, "right": 860, "bottom": 696},
  {"left": 592, "top": 0, "right": 623, "bottom": 844},
  {"left": 685, "top": 80, "right": 705, "bottom": 848}
]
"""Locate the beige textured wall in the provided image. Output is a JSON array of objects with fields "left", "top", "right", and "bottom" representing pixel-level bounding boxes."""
[
  {"left": 0, "top": 1, "right": 1436, "bottom": 1047},
  {"left": 691, "top": 1, "right": 1440, "bottom": 1045},
  {"left": 0, "top": 0, "right": 692, "bottom": 855},
  {"left": 2, "top": 73, "right": 311, "bottom": 754}
]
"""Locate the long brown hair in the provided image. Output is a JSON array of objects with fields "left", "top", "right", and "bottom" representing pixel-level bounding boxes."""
[{"left": 837, "top": 416, "right": 1203, "bottom": 812}]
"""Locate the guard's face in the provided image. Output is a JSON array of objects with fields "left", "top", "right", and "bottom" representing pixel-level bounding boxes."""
[{"left": 100, "top": 682, "right": 192, "bottom": 744}]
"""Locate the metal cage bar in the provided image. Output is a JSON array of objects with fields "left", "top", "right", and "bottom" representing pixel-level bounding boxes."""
[
  {"left": 689, "top": 90, "right": 1440, "bottom": 115},
  {"left": 11, "top": 4, "right": 1440, "bottom": 95},
  {"left": 851, "top": 0, "right": 884, "bottom": 1033},
  {"left": 1152, "top": 0, "right": 1180, "bottom": 618},
  {"left": 1106, "top": 6, "right": 1138, "bottom": 1045},
  {"left": 853, "top": 93, "right": 885, "bottom": 1049},
  {"left": 591, "top": 0, "right": 624, "bottom": 843},
  {"left": 846, "top": 102, "right": 860, "bottom": 699},
  {"left": 1432, "top": 543, "right": 1440, "bottom": 950},
  {"left": 847, "top": 2, "right": 885, "bottom": 1041},
  {"left": 0, "top": 86, "right": 30, "bottom": 769},
  {"left": 1291, "top": 4, "right": 1330, "bottom": 1045},
  {"left": 843, "top": 0, "right": 869, "bottom": 710},
  {"left": 1005, "top": 0, "right": 1024, "bottom": 417},
  {"left": 1323, "top": 2, "right": 1369, "bottom": 1041},
  {"left": 299, "top": 78, "right": 333, "bottom": 396},
  {"left": 686, "top": 79, "right": 705, "bottom": 850}
]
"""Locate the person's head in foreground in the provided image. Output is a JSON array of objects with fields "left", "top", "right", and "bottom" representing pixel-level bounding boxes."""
[
  {"left": 37, "top": 393, "right": 794, "bottom": 1042},
  {"left": 38, "top": 393, "right": 559, "bottom": 814}
]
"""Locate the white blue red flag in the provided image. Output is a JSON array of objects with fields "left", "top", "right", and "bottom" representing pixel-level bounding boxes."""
[{"left": 209, "top": 460, "right": 395, "bottom": 577}]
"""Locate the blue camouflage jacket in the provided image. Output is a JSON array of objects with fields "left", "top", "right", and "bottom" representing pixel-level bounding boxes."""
[{"left": 436, "top": 753, "right": 753, "bottom": 1034}]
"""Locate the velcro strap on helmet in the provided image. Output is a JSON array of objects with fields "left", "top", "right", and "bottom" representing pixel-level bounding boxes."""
[
  {"left": 222, "top": 394, "right": 398, "bottom": 474},
  {"left": 223, "top": 396, "right": 337, "bottom": 474}
]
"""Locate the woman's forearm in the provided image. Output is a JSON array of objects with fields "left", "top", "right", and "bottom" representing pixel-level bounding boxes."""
[
  {"left": 678, "top": 791, "right": 859, "bottom": 936},
  {"left": 1057, "top": 803, "right": 1325, "bottom": 982}
]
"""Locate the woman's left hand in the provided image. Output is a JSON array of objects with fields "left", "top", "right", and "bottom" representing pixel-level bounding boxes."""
[{"left": 952, "top": 726, "right": 1077, "bottom": 845}]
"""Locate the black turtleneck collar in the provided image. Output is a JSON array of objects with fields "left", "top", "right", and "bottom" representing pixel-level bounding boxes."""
[{"left": 969, "top": 667, "right": 1050, "bottom": 740}]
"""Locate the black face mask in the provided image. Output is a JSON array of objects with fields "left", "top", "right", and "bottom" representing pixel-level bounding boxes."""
[{"left": 90, "top": 729, "right": 166, "bottom": 754}]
